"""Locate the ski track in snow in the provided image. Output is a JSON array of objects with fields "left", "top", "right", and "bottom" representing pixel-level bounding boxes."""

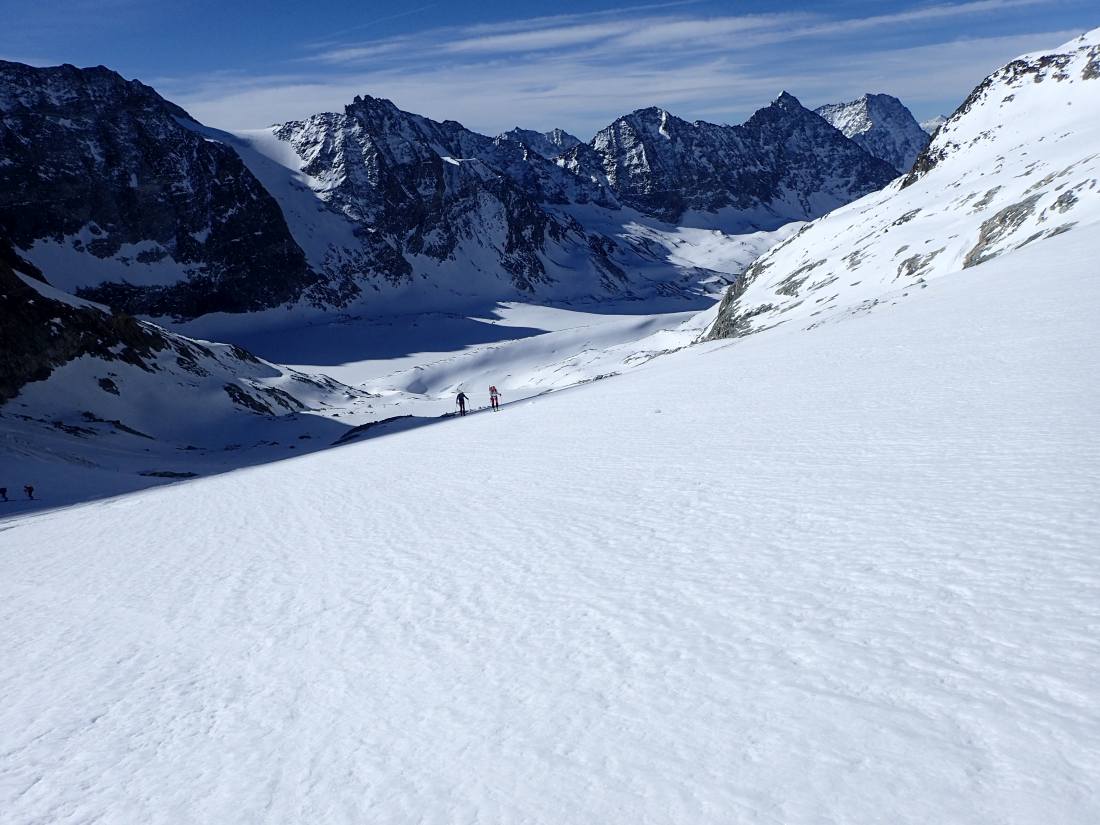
[{"left": 1, "top": 231, "right": 1098, "bottom": 824}]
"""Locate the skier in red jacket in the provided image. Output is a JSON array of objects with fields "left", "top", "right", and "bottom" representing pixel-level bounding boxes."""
[{"left": 489, "top": 385, "right": 501, "bottom": 411}]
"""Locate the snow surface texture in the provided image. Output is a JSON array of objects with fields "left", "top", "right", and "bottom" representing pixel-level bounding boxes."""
[
  {"left": 1, "top": 225, "right": 1098, "bottom": 824},
  {"left": 814, "top": 93, "right": 930, "bottom": 173},
  {"left": 708, "top": 28, "right": 1100, "bottom": 340}
]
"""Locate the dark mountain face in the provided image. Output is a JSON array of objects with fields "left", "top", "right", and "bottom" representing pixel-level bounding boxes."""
[
  {"left": 569, "top": 93, "right": 899, "bottom": 226},
  {"left": 0, "top": 61, "right": 317, "bottom": 320},
  {"left": 0, "top": 230, "right": 356, "bottom": 431},
  {"left": 0, "top": 233, "right": 169, "bottom": 402},
  {"left": 270, "top": 95, "right": 626, "bottom": 294}
]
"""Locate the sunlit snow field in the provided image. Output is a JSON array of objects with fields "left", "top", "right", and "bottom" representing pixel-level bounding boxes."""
[{"left": 2, "top": 232, "right": 1097, "bottom": 824}]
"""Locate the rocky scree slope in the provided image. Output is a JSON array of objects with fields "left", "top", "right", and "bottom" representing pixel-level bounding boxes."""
[
  {"left": 0, "top": 61, "right": 319, "bottom": 320},
  {"left": 705, "top": 29, "right": 1100, "bottom": 341},
  {"left": 815, "top": 93, "right": 930, "bottom": 174}
]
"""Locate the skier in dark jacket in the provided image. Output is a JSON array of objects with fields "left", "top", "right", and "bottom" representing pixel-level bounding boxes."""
[
  {"left": 456, "top": 391, "right": 469, "bottom": 416},
  {"left": 24, "top": 484, "right": 34, "bottom": 500},
  {"left": 0, "top": 487, "right": 7, "bottom": 502}
]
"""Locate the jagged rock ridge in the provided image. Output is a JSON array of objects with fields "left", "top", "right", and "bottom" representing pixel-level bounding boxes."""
[
  {"left": 563, "top": 92, "right": 898, "bottom": 225},
  {"left": 266, "top": 95, "right": 629, "bottom": 297},
  {"left": 497, "top": 127, "right": 582, "bottom": 158}
]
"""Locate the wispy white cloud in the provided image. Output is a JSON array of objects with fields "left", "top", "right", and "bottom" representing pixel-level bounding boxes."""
[
  {"left": 443, "top": 20, "right": 641, "bottom": 54},
  {"left": 303, "top": 0, "right": 1050, "bottom": 66},
  {"left": 163, "top": 0, "right": 1080, "bottom": 137}
]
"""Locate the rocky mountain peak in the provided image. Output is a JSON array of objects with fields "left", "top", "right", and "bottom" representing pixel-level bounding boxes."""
[
  {"left": 772, "top": 90, "right": 804, "bottom": 110},
  {"left": 498, "top": 127, "right": 582, "bottom": 158},
  {"left": 574, "top": 92, "right": 897, "bottom": 226},
  {"left": 744, "top": 91, "right": 818, "bottom": 129},
  {"left": 0, "top": 60, "right": 190, "bottom": 122},
  {"left": 815, "top": 92, "right": 929, "bottom": 173}
]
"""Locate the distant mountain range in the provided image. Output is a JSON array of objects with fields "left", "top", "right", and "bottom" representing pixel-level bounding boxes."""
[{"left": 1, "top": 61, "right": 905, "bottom": 322}]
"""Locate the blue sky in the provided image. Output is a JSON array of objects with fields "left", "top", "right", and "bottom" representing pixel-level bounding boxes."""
[{"left": 2, "top": 0, "right": 1096, "bottom": 136}]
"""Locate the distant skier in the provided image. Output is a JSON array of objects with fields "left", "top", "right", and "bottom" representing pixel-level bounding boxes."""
[
  {"left": 24, "top": 484, "right": 34, "bottom": 500},
  {"left": 489, "top": 385, "right": 501, "bottom": 411},
  {"left": 456, "top": 391, "right": 469, "bottom": 417},
  {"left": 0, "top": 487, "right": 7, "bottom": 502}
]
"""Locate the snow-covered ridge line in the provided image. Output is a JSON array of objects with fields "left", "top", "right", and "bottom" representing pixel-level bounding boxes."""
[{"left": 705, "top": 26, "right": 1100, "bottom": 341}]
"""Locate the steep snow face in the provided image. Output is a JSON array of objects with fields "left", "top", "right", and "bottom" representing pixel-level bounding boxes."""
[
  {"left": 0, "top": 62, "right": 316, "bottom": 320},
  {"left": 2, "top": 222, "right": 1098, "bottom": 824},
  {"left": 920, "top": 114, "right": 949, "bottom": 135},
  {"left": 815, "top": 93, "right": 930, "bottom": 173},
  {"left": 707, "top": 28, "right": 1100, "bottom": 341},
  {"left": 572, "top": 93, "right": 898, "bottom": 226},
  {"left": 498, "top": 126, "right": 582, "bottom": 158}
]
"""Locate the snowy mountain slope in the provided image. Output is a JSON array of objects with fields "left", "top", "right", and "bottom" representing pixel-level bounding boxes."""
[
  {"left": 920, "top": 114, "right": 949, "bottom": 134},
  {"left": 815, "top": 93, "right": 930, "bottom": 173},
  {"left": 706, "top": 28, "right": 1100, "bottom": 341},
  {"left": 1, "top": 194, "right": 794, "bottom": 511},
  {"left": 0, "top": 62, "right": 318, "bottom": 319},
  {"left": 0, "top": 233, "right": 380, "bottom": 505},
  {"left": 1, "top": 223, "right": 1097, "bottom": 824},
  {"left": 567, "top": 93, "right": 898, "bottom": 226}
]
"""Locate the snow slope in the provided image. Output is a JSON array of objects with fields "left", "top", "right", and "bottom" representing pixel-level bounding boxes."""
[
  {"left": 0, "top": 236, "right": 380, "bottom": 511},
  {"left": 707, "top": 28, "right": 1100, "bottom": 340},
  {"left": 1, "top": 222, "right": 1097, "bottom": 824}
]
